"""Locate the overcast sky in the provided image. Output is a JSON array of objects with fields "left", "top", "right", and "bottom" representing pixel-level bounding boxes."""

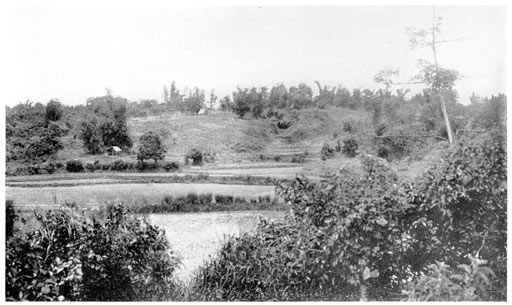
[{"left": 1, "top": 5, "right": 507, "bottom": 106}]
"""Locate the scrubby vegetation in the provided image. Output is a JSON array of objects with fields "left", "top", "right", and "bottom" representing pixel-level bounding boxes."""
[
  {"left": 5, "top": 131, "right": 507, "bottom": 301},
  {"left": 190, "top": 133, "right": 506, "bottom": 301},
  {"left": 5, "top": 6, "right": 507, "bottom": 300},
  {"left": 6, "top": 204, "right": 181, "bottom": 301},
  {"left": 132, "top": 193, "right": 281, "bottom": 214},
  {"left": 6, "top": 159, "right": 183, "bottom": 176},
  {"left": 6, "top": 101, "right": 66, "bottom": 163}
]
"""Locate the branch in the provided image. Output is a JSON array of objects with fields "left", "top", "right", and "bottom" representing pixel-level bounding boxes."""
[
  {"left": 392, "top": 81, "right": 427, "bottom": 85},
  {"left": 373, "top": 134, "right": 445, "bottom": 140},
  {"left": 421, "top": 38, "right": 470, "bottom": 45},
  {"left": 455, "top": 129, "right": 486, "bottom": 136}
]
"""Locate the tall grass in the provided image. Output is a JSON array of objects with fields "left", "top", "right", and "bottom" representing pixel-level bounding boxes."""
[{"left": 132, "top": 193, "right": 282, "bottom": 214}]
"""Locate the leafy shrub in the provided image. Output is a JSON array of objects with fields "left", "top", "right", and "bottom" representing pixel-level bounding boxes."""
[
  {"left": 232, "top": 141, "right": 265, "bottom": 153},
  {"left": 41, "top": 162, "right": 59, "bottom": 174},
  {"left": 5, "top": 204, "right": 180, "bottom": 301},
  {"left": 320, "top": 143, "right": 335, "bottom": 160},
  {"left": 198, "top": 193, "right": 213, "bottom": 205},
  {"left": 110, "top": 159, "right": 129, "bottom": 171},
  {"left": 66, "top": 160, "right": 84, "bottom": 173},
  {"left": 6, "top": 200, "right": 17, "bottom": 238},
  {"left": 341, "top": 137, "right": 358, "bottom": 157},
  {"left": 135, "top": 161, "right": 158, "bottom": 171},
  {"left": 6, "top": 161, "right": 67, "bottom": 176},
  {"left": 258, "top": 154, "right": 269, "bottom": 161},
  {"left": 360, "top": 153, "right": 397, "bottom": 183},
  {"left": 403, "top": 257, "right": 496, "bottom": 301},
  {"left": 194, "top": 218, "right": 343, "bottom": 301},
  {"left": 403, "top": 134, "right": 506, "bottom": 300},
  {"left": 202, "top": 151, "right": 216, "bottom": 163},
  {"left": 373, "top": 134, "right": 411, "bottom": 161},
  {"left": 418, "top": 103, "right": 439, "bottom": 132},
  {"left": 194, "top": 167, "right": 411, "bottom": 301},
  {"left": 85, "top": 162, "right": 96, "bottom": 172},
  {"left": 343, "top": 121, "right": 354, "bottom": 133},
  {"left": 6, "top": 102, "right": 64, "bottom": 163},
  {"left": 162, "top": 161, "right": 181, "bottom": 172},
  {"left": 471, "top": 94, "right": 506, "bottom": 131},
  {"left": 277, "top": 119, "right": 292, "bottom": 129},
  {"left": 185, "top": 148, "right": 203, "bottom": 166},
  {"left": 375, "top": 145, "right": 390, "bottom": 159},
  {"left": 214, "top": 194, "right": 234, "bottom": 204},
  {"left": 290, "top": 156, "right": 305, "bottom": 163},
  {"left": 194, "top": 134, "right": 506, "bottom": 301},
  {"left": 138, "top": 131, "right": 165, "bottom": 163}
]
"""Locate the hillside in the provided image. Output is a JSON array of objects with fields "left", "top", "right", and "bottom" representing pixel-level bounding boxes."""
[
  {"left": 49, "top": 106, "right": 444, "bottom": 178},
  {"left": 127, "top": 107, "right": 374, "bottom": 163},
  {"left": 128, "top": 111, "right": 270, "bottom": 162}
]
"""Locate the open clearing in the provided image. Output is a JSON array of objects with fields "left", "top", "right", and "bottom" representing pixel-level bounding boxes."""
[{"left": 6, "top": 183, "right": 276, "bottom": 208}]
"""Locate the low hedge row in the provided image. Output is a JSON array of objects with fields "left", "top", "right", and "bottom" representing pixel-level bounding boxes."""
[
  {"left": 133, "top": 193, "right": 280, "bottom": 214},
  {"left": 6, "top": 159, "right": 182, "bottom": 176}
]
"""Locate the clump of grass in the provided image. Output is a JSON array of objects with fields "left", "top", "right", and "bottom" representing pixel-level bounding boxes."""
[{"left": 132, "top": 193, "right": 282, "bottom": 214}]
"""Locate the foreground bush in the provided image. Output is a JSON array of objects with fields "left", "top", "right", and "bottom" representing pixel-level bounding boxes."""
[
  {"left": 193, "top": 164, "right": 412, "bottom": 301},
  {"left": 403, "top": 257, "right": 496, "bottom": 301},
  {"left": 192, "top": 133, "right": 506, "bottom": 301},
  {"left": 403, "top": 133, "right": 507, "bottom": 300},
  {"left": 5, "top": 204, "right": 180, "bottom": 301}
]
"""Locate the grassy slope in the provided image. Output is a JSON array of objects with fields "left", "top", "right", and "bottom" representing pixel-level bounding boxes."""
[
  {"left": 56, "top": 107, "right": 372, "bottom": 161},
  {"left": 128, "top": 111, "right": 271, "bottom": 161},
  {"left": 41, "top": 106, "right": 443, "bottom": 180}
]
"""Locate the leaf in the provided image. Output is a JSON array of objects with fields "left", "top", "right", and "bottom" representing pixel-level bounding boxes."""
[
  {"left": 362, "top": 267, "right": 370, "bottom": 280},
  {"left": 478, "top": 266, "right": 496, "bottom": 278},
  {"left": 375, "top": 218, "right": 388, "bottom": 226},
  {"left": 457, "top": 264, "right": 471, "bottom": 275},
  {"left": 363, "top": 267, "right": 380, "bottom": 280},
  {"left": 369, "top": 270, "right": 379, "bottom": 278},
  {"left": 41, "top": 286, "right": 51, "bottom": 294}
]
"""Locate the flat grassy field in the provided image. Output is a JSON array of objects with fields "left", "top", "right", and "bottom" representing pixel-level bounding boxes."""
[
  {"left": 6, "top": 183, "right": 276, "bottom": 208},
  {"left": 185, "top": 166, "right": 304, "bottom": 178}
]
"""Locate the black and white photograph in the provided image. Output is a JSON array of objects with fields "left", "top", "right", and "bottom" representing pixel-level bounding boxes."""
[{"left": 2, "top": 1, "right": 508, "bottom": 301}]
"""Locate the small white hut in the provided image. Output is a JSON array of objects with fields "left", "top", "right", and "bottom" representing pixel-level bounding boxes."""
[
  {"left": 197, "top": 108, "right": 208, "bottom": 115},
  {"left": 106, "top": 146, "right": 122, "bottom": 156}
]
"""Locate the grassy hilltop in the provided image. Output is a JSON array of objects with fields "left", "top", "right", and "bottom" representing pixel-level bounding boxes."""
[{"left": 56, "top": 107, "right": 376, "bottom": 164}]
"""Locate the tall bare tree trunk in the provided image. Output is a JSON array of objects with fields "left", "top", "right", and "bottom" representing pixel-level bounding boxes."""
[
  {"left": 432, "top": 6, "right": 454, "bottom": 145},
  {"left": 439, "top": 92, "right": 454, "bottom": 144}
]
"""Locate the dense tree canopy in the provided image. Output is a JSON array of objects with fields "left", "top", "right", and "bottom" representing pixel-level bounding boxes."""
[
  {"left": 45, "top": 99, "right": 64, "bottom": 122},
  {"left": 6, "top": 101, "right": 63, "bottom": 163},
  {"left": 78, "top": 94, "right": 133, "bottom": 154},
  {"left": 137, "top": 131, "right": 165, "bottom": 163}
]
